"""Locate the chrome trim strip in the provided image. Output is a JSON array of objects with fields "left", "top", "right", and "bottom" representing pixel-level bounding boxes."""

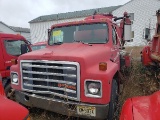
[
  {"left": 22, "top": 64, "right": 76, "bottom": 71},
  {"left": 24, "top": 83, "right": 76, "bottom": 94},
  {"left": 22, "top": 90, "right": 78, "bottom": 100},
  {"left": 23, "top": 77, "right": 76, "bottom": 86},
  {"left": 20, "top": 60, "right": 81, "bottom": 101},
  {"left": 23, "top": 70, "right": 76, "bottom": 78}
]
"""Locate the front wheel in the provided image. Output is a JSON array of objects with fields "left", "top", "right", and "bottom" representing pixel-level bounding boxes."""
[
  {"left": 108, "top": 79, "right": 118, "bottom": 120},
  {"left": 5, "top": 83, "right": 15, "bottom": 100}
]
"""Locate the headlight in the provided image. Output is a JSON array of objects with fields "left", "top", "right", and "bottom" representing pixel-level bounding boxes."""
[
  {"left": 85, "top": 80, "right": 102, "bottom": 98},
  {"left": 11, "top": 73, "right": 19, "bottom": 85},
  {"left": 88, "top": 83, "right": 100, "bottom": 95}
]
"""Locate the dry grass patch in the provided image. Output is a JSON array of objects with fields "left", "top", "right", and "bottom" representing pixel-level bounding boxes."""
[
  {"left": 117, "top": 61, "right": 160, "bottom": 119},
  {"left": 125, "top": 46, "right": 144, "bottom": 58}
]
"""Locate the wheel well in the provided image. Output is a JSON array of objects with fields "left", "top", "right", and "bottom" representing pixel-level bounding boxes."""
[
  {"left": 113, "top": 72, "right": 120, "bottom": 93},
  {"left": 113, "top": 72, "right": 119, "bottom": 84},
  {"left": 2, "top": 77, "right": 10, "bottom": 88}
]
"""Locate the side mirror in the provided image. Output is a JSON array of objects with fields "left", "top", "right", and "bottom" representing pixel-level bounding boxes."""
[
  {"left": 124, "top": 24, "right": 133, "bottom": 42},
  {"left": 21, "top": 44, "right": 28, "bottom": 54},
  {"left": 48, "top": 29, "right": 51, "bottom": 39}
]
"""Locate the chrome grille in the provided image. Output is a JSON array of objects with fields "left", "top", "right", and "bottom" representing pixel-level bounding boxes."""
[{"left": 20, "top": 60, "right": 80, "bottom": 101}]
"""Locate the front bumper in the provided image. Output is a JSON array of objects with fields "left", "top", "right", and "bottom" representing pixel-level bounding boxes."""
[{"left": 15, "top": 91, "right": 109, "bottom": 119}]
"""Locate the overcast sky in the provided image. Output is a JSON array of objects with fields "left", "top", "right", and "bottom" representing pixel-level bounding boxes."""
[{"left": 0, "top": 0, "right": 130, "bottom": 28}]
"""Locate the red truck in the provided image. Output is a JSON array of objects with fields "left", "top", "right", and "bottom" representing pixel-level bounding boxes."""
[
  {"left": 0, "top": 74, "right": 30, "bottom": 120},
  {"left": 11, "top": 12, "right": 132, "bottom": 119},
  {"left": 120, "top": 9, "right": 160, "bottom": 120},
  {"left": 31, "top": 41, "right": 47, "bottom": 51},
  {"left": 141, "top": 9, "right": 160, "bottom": 68},
  {"left": 0, "top": 33, "right": 31, "bottom": 98}
]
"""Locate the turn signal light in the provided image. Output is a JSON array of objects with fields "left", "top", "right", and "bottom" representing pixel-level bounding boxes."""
[
  {"left": 26, "top": 116, "right": 31, "bottom": 120},
  {"left": 99, "top": 62, "right": 107, "bottom": 71},
  {"left": 27, "top": 116, "right": 31, "bottom": 120},
  {"left": 11, "top": 59, "right": 17, "bottom": 65}
]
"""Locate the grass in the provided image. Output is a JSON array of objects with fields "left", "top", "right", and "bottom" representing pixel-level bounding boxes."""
[{"left": 125, "top": 46, "right": 144, "bottom": 58}]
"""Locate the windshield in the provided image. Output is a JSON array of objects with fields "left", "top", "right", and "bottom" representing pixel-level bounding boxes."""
[
  {"left": 4, "top": 40, "right": 28, "bottom": 56},
  {"left": 49, "top": 23, "right": 108, "bottom": 45},
  {"left": 31, "top": 45, "right": 46, "bottom": 51}
]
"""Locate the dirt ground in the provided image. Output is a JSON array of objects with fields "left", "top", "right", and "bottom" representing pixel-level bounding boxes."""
[{"left": 29, "top": 46, "right": 160, "bottom": 120}]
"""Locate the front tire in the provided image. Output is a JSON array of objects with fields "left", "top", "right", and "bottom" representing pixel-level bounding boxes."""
[
  {"left": 108, "top": 79, "right": 118, "bottom": 120},
  {"left": 5, "top": 83, "right": 15, "bottom": 100}
]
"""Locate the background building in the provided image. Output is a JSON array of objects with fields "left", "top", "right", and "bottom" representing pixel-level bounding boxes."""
[
  {"left": 29, "top": 0, "right": 160, "bottom": 46},
  {"left": 113, "top": 0, "right": 160, "bottom": 46},
  {"left": 0, "top": 21, "right": 31, "bottom": 42}
]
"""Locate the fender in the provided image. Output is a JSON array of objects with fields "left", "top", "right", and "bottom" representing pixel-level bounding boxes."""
[
  {"left": 0, "top": 74, "right": 29, "bottom": 120},
  {"left": 106, "top": 61, "right": 119, "bottom": 81},
  {"left": 80, "top": 61, "right": 119, "bottom": 104},
  {"left": 120, "top": 91, "right": 160, "bottom": 120},
  {"left": 120, "top": 98, "right": 133, "bottom": 120},
  {"left": 0, "top": 95, "right": 29, "bottom": 120}
]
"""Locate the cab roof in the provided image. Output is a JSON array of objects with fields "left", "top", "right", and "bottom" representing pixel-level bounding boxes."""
[{"left": 0, "top": 33, "right": 25, "bottom": 40}]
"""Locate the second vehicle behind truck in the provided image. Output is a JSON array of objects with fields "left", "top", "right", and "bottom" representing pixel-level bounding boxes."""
[{"left": 0, "top": 33, "right": 31, "bottom": 97}]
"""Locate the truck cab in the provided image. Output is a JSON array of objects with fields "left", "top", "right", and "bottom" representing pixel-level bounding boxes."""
[
  {"left": 0, "top": 33, "right": 31, "bottom": 97},
  {"left": 11, "top": 13, "right": 132, "bottom": 119}
]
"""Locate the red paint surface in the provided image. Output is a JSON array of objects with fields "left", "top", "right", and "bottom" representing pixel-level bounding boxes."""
[
  {"left": 141, "top": 16, "right": 160, "bottom": 66},
  {"left": 12, "top": 43, "right": 119, "bottom": 104},
  {"left": 0, "top": 75, "right": 29, "bottom": 120},
  {"left": 120, "top": 98, "right": 133, "bottom": 120},
  {"left": 0, "top": 33, "right": 31, "bottom": 79},
  {"left": 141, "top": 46, "right": 152, "bottom": 66},
  {"left": 120, "top": 91, "right": 160, "bottom": 120},
  {"left": 0, "top": 96, "right": 29, "bottom": 120}
]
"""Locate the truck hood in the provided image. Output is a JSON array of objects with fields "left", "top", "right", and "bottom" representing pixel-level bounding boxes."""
[
  {"left": 120, "top": 91, "right": 160, "bottom": 120},
  {"left": 19, "top": 43, "right": 111, "bottom": 66}
]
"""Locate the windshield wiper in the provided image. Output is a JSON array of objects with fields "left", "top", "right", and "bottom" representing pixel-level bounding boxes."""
[
  {"left": 53, "top": 42, "right": 63, "bottom": 45},
  {"left": 74, "top": 40, "right": 92, "bottom": 46}
]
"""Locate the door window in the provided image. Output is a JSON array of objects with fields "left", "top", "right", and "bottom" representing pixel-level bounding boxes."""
[
  {"left": 112, "top": 26, "right": 117, "bottom": 45},
  {"left": 4, "top": 40, "right": 28, "bottom": 56}
]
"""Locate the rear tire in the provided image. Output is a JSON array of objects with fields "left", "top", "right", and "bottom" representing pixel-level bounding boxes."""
[{"left": 108, "top": 79, "right": 118, "bottom": 120}]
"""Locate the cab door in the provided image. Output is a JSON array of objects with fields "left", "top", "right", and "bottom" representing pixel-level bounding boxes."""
[
  {"left": 111, "top": 25, "right": 120, "bottom": 69},
  {"left": 0, "top": 38, "right": 6, "bottom": 78},
  {"left": 1, "top": 38, "right": 18, "bottom": 77}
]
